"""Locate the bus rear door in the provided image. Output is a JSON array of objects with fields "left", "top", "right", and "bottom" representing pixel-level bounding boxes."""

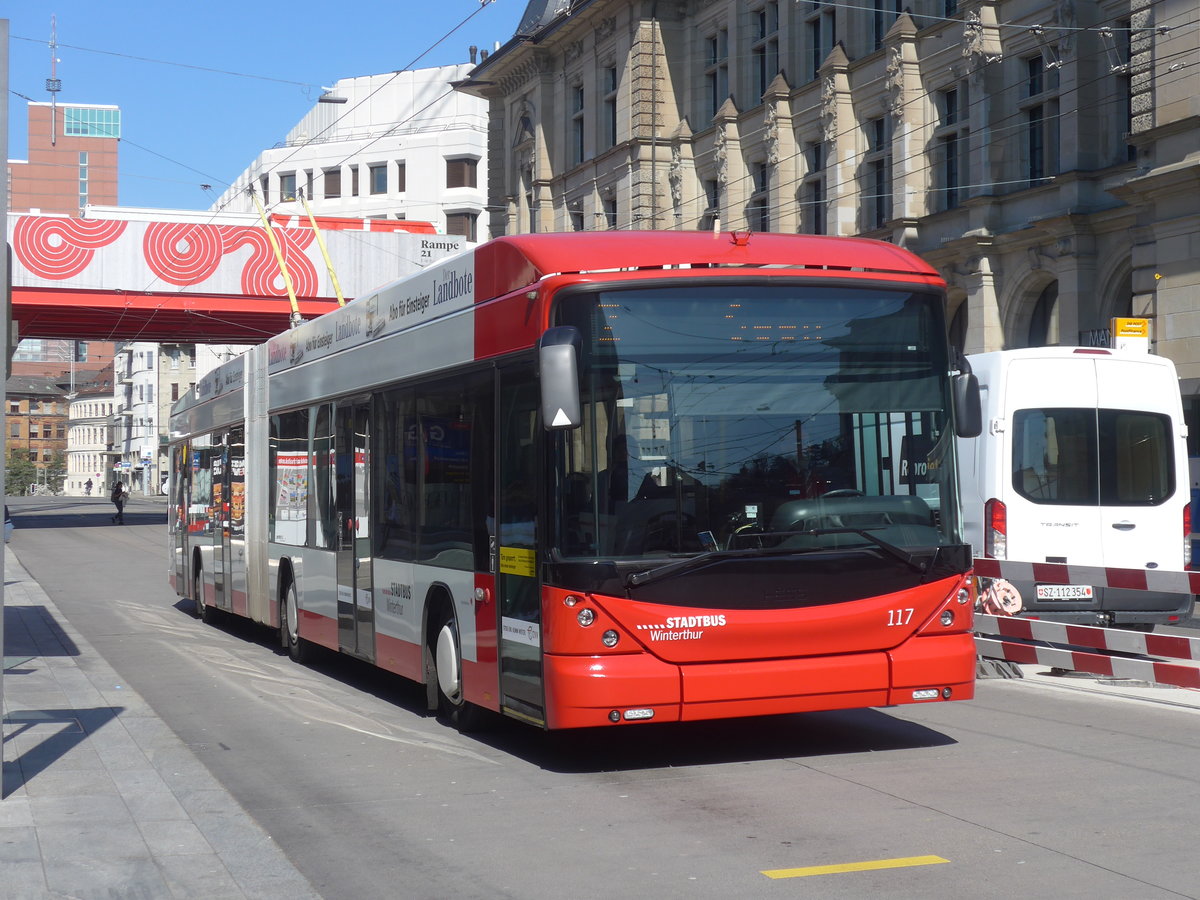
[{"left": 211, "top": 433, "right": 231, "bottom": 614}]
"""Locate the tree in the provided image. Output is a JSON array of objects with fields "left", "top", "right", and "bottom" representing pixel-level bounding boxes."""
[
  {"left": 6, "top": 451, "right": 38, "bottom": 496},
  {"left": 46, "top": 452, "right": 67, "bottom": 494}
]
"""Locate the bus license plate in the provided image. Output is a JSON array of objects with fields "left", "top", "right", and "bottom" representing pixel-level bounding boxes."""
[{"left": 1036, "top": 584, "right": 1094, "bottom": 600}]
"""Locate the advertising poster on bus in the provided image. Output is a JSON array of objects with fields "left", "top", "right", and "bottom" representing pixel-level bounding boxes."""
[
  {"left": 231, "top": 454, "right": 246, "bottom": 537},
  {"left": 274, "top": 453, "right": 309, "bottom": 544}
]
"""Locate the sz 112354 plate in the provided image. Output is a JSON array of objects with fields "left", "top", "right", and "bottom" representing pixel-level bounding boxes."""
[{"left": 1035, "top": 584, "right": 1094, "bottom": 600}]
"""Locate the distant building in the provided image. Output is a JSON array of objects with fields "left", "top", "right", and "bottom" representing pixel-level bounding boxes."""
[
  {"left": 215, "top": 63, "right": 489, "bottom": 242},
  {"left": 6, "top": 98, "right": 123, "bottom": 460},
  {"left": 10, "top": 339, "right": 118, "bottom": 382},
  {"left": 5, "top": 374, "right": 69, "bottom": 493},
  {"left": 155, "top": 344, "right": 199, "bottom": 495},
  {"left": 8, "top": 102, "right": 120, "bottom": 216},
  {"left": 65, "top": 370, "right": 116, "bottom": 497}
]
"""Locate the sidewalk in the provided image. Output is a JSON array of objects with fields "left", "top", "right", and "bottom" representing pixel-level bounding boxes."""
[{"left": 1, "top": 547, "right": 320, "bottom": 899}]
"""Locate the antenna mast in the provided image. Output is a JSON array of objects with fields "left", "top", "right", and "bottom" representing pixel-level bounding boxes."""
[{"left": 46, "top": 15, "right": 62, "bottom": 146}]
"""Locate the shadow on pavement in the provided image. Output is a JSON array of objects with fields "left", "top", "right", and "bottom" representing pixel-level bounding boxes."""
[
  {"left": 2, "top": 707, "right": 123, "bottom": 799},
  {"left": 4, "top": 605, "right": 81, "bottom": 659}
]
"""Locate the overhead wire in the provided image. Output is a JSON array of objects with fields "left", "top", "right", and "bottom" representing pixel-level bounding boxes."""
[
  {"left": 83, "top": 1, "right": 500, "bottom": 342},
  {"left": 9, "top": 32, "right": 321, "bottom": 88},
  {"left": 233, "top": 0, "right": 497, "bottom": 199}
]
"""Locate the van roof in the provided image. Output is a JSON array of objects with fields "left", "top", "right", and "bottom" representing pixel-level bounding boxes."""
[{"left": 967, "top": 347, "right": 1176, "bottom": 369}]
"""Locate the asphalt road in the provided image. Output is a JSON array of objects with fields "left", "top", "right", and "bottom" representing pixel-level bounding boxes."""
[{"left": 8, "top": 496, "right": 1200, "bottom": 899}]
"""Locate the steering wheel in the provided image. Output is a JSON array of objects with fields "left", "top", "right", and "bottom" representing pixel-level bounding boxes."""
[{"left": 821, "top": 488, "right": 864, "bottom": 498}]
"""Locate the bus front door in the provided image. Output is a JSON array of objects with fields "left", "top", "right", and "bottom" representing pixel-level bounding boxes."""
[
  {"left": 497, "top": 368, "right": 544, "bottom": 725},
  {"left": 336, "top": 400, "right": 375, "bottom": 663}
]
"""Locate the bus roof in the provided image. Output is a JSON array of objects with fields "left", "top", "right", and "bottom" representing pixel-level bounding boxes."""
[
  {"left": 171, "top": 231, "right": 945, "bottom": 423},
  {"left": 473, "top": 231, "right": 942, "bottom": 299}
]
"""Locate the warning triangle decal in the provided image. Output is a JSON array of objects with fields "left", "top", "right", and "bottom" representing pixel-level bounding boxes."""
[{"left": 551, "top": 408, "right": 573, "bottom": 427}]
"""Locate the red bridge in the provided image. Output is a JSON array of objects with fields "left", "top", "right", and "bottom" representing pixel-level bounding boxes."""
[{"left": 8, "top": 212, "right": 465, "bottom": 343}]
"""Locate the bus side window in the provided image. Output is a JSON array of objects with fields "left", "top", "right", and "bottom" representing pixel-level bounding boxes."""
[
  {"left": 269, "top": 409, "right": 310, "bottom": 545},
  {"left": 374, "top": 388, "right": 416, "bottom": 561},
  {"left": 414, "top": 371, "right": 491, "bottom": 571}
]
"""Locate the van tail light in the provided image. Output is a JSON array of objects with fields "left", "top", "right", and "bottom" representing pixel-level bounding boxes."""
[
  {"left": 984, "top": 499, "right": 1006, "bottom": 559},
  {"left": 1185, "top": 503, "right": 1193, "bottom": 569}
]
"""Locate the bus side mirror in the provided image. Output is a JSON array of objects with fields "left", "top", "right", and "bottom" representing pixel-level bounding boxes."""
[
  {"left": 953, "top": 372, "right": 982, "bottom": 438},
  {"left": 539, "top": 326, "right": 582, "bottom": 430}
]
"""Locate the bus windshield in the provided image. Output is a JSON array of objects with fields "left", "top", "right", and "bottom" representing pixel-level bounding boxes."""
[{"left": 553, "top": 282, "right": 961, "bottom": 561}]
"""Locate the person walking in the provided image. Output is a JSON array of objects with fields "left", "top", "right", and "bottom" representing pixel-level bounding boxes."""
[{"left": 110, "top": 481, "right": 127, "bottom": 524}]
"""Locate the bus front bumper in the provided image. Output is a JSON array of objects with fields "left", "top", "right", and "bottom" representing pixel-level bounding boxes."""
[{"left": 541, "top": 633, "right": 976, "bottom": 730}]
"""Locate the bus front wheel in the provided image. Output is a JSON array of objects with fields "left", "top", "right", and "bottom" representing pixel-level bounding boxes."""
[{"left": 433, "top": 611, "right": 486, "bottom": 732}]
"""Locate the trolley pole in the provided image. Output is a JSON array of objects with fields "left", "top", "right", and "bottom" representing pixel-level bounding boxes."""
[{"left": 2, "top": 17, "right": 11, "bottom": 784}]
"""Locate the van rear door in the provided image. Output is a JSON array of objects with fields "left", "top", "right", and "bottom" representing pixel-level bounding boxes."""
[
  {"left": 1093, "top": 357, "right": 1181, "bottom": 572},
  {"left": 1004, "top": 357, "right": 1102, "bottom": 573}
]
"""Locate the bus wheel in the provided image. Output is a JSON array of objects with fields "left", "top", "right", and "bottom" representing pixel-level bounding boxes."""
[
  {"left": 434, "top": 612, "right": 486, "bottom": 732},
  {"left": 194, "top": 566, "right": 213, "bottom": 624},
  {"left": 281, "top": 581, "right": 313, "bottom": 664}
]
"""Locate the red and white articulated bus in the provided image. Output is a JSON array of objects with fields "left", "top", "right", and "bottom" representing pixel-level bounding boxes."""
[{"left": 168, "top": 230, "right": 982, "bottom": 731}]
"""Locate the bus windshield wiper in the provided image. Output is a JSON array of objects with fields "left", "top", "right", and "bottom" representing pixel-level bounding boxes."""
[
  {"left": 627, "top": 544, "right": 845, "bottom": 588},
  {"left": 626, "top": 548, "right": 764, "bottom": 588},
  {"left": 625, "top": 529, "right": 927, "bottom": 588},
  {"left": 798, "top": 527, "right": 928, "bottom": 575}
]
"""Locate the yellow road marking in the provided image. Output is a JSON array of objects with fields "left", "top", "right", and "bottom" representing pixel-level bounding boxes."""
[{"left": 762, "top": 855, "right": 949, "bottom": 879}]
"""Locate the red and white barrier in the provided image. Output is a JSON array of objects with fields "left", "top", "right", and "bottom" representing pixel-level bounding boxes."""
[
  {"left": 973, "top": 558, "right": 1200, "bottom": 595},
  {"left": 975, "top": 613, "right": 1200, "bottom": 690}
]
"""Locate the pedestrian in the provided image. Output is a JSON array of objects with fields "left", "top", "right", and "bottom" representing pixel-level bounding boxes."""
[{"left": 110, "top": 481, "right": 127, "bottom": 524}]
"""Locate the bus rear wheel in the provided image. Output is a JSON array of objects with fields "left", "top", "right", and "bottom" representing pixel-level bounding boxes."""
[
  {"left": 433, "top": 611, "right": 486, "bottom": 732},
  {"left": 281, "top": 581, "right": 314, "bottom": 663}
]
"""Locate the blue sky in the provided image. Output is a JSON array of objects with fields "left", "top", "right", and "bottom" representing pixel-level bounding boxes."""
[{"left": 5, "top": 0, "right": 525, "bottom": 210}]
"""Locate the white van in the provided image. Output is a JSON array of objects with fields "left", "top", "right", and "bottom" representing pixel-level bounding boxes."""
[{"left": 958, "top": 346, "right": 1191, "bottom": 628}]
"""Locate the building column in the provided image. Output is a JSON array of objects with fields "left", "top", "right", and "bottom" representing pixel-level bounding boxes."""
[
  {"left": 819, "top": 45, "right": 855, "bottom": 237},
  {"left": 1045, "top": 227, "right": 1097, "bottom": 343},
  {"left": 764, "top": 74, "right": 798, "bottom": 234},
  {"left": 885, "top": 16, "right": 926, "bottom": 227},
  {"left": 713, "top": 100, "right": 746, "bottom": 230},
  {"left": 964, "top": 244, "right": 1004, "bottom": 354},
  {"left": 667, "top": 120, "right": 697, "bottom": 230}
]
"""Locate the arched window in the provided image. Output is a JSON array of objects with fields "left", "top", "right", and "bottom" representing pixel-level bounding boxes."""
[{"left": 1027, "top": 281, "right": 1059, "bottom": 347}]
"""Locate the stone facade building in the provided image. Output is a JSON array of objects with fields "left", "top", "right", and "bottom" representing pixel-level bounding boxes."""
[
  {"left": 461, "top": 0, "right": 1199, "bottom": 432},
  {"left": 6, "top": 375, "right": 69, "bottom": 492}
]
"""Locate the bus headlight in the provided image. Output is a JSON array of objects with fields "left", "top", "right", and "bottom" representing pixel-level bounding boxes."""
[
  {"left": 940, "top": 609, "right": 955, "bottom": 627},
  {"left": 577, "top": 608, "right": 595, "bottom": 627},
  {"left": 602, "top": 629, "right": 619, "bottom": 647}
]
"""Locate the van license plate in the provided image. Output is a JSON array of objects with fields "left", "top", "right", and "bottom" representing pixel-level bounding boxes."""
[{"left": 1036, "top": 584, "right": 1094, "bottom": 600}]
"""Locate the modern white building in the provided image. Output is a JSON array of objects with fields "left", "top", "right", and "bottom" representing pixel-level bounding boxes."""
[
  {"left": 215, "top": 63, "right": 490, "bottom": 242},
  {"left": 112, "top": 342, "right": 160, "bottom": 494},
  {"left": 66, "top": 390, "right": 115, "bottom": 497}
]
